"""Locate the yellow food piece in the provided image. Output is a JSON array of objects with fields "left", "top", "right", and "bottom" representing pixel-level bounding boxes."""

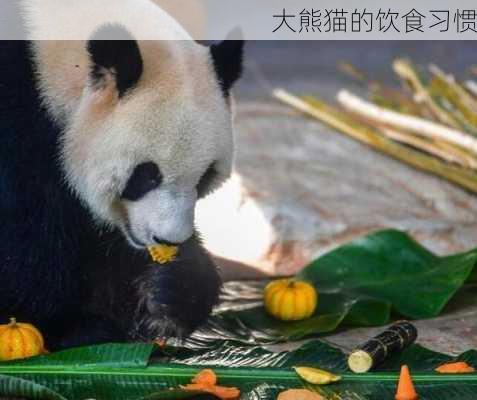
[
  {"left": 277, "top": 389, "right": 324, "bottom": 400},
  {"left": 148, "top": 244, "right": 178, "bottom": 264},
  {"left": 0, "top": 318, "right": 46, "bottom": 361},
  {"left": 264, "top": 279, "right": 318, "bottom": 321},
  {"left": 293, "top": 366, "right": 341, "bottom": 385}
]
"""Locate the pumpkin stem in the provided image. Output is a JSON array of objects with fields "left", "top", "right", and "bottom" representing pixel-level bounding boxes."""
[
  {"left": 9, "top": 317, "right": 17, "bottom": 326},
  {"left": 287, "top": 281, "right": 296, "bottom": 288}
]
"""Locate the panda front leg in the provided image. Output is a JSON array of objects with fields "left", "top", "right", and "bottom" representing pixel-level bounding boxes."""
[
  {"left": 45, "top": 314, "right": 126, "bottom": 351},
  {"left": 130, "top": 235, "right": 222, "bottom": 342}
]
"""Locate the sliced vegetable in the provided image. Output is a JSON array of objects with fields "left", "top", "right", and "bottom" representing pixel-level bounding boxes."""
[
  {"left": 348, "top": 321, "right": 417, "bottom": 373},
  {"left": 395, "top": 365, "right": 418, "bottom": 400},
  {"left": 277, "top": 389, "right": 325, "bottom": 400},
  {"left": 181, "top": 369, "right": 240, "bottom": 400},
  {"left": 293, "top": 366, "right": 341, "bottom": 385},
  {"left": 191, "top": 369, "right": 217, "bottom": 386},
  {"left": 435, "top": 361, "right": 475, "bottom": 374}
]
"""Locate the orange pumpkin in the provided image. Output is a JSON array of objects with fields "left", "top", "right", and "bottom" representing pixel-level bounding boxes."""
[
  {"left": 264, "top": 279, "right": 318, "bottom": 321},
  {"left": 0, "top": 318, "right": 46, "bottom": 361}
]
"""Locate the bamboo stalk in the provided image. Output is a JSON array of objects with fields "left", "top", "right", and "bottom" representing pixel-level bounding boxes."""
[
  {"left": 337, "top": 61, "right": 367, "bottom": 82},
  {"left": 432, "top": 139, "right": 477, "bottom": 170},
  {"left": 431, "top": 93, "right": 477, "bottom": 137},
  {"left": 427, "top": 65, "right": 477, "bottom": 136},
  {"left": 378, "top": 127, "right": 477, "bottom": 169},
  {"left": 337, "top": 90, "right": 477, "bottom": 155},
  {"left": 393, "top": 59, "right": 461, "bottom": 129},
  {"left": 466, "top": 81, "right": 477, "bottom": 98},
  {"left": 349, "top": 106, "right": 477, "bottom": 169},
  {"left": 429, "top": 64, "right": 477, "bottom": 113},
  {"left": 273, "top": 89, "right": 477, "bottom": 193}
]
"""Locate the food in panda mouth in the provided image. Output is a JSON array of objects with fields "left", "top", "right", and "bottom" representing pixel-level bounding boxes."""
[{"left": 148, "top": 244, "right": 179, "bottom": 264}]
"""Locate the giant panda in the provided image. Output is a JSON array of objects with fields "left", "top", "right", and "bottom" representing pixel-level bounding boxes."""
[{"left": 0, "top": 0, "right": 244, "bottom": 350}]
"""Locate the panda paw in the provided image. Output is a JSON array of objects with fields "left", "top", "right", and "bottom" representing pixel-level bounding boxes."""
[
  {"left": 130, "top": 303, "right": 188, "bottom": 342},
  {"left": 129, "top": 249, "right": 222, "bottom": 342}
]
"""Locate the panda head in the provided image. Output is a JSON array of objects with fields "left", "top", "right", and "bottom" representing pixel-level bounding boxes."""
[{"left": 60, "top": 25, "right": 244, "bottom": 248}]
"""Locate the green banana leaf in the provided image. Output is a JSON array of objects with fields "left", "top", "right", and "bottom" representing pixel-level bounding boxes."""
[
  {"left": 1, "top": 341, "right": 477, "bottom": 400},
  {"left": 198, "top": 229, "right": 477, "bottom": 343}
]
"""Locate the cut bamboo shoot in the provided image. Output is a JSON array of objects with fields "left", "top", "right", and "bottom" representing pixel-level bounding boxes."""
[
  {"left": 337, "top": 89, "right": 477, "bottom": 155},
  {"left": 273, "top": 89, "right": 477, "bottom": 194}
]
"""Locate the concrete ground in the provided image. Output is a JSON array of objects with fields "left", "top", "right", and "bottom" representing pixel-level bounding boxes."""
[{"left": 217, "top": 41, "right": 477, "bottom": 355}]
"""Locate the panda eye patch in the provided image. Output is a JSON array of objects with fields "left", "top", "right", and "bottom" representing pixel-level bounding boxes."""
[
  {"left": 197, "top": 162, "right": 218, "bottom": 198},
  {"left": 121, "top": 162, "right": 162, "bottom": 201}
]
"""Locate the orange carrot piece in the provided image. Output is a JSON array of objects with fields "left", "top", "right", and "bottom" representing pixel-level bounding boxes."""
[
  {"left": 210, "top": 386, "right": 241, "bottom": 399},
  {"left": 181, "top": 369, "right": 240, "bottom": 400},
  {"left": 181, "top": 384, "right": 240, "bottom": 400},
  {"left": 192, "top": 369, "right": 218, "bottom": 386},
  {"left": 181, "top": 383, "right": 208, "bottom": 391},
  {"left": 435, "top": 361, "right": 475, "bottom": 374},
  {"left": 395, "top": 365, "right": 418, "bottom": 400}
]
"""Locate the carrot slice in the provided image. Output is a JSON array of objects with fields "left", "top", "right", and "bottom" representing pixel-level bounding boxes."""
[
  {"left": 181, "top": 384, "right": 240, "bottom": 400},
  {"left": 210, "top": 385, "right": 241, "bottom": 399},
  {"left": 192, "top": 369, "right": 217, "bottom": 386},
  {"left": 435, "top": 361, "right": 475, "bottom": 374},
  {"left": 181, "top": 369, "right": 240, "bottom": 400}
]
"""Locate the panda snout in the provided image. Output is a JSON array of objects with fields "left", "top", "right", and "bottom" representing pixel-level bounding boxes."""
[
  {"left": 148, "top": 219, "right": 194, "bottom": 245},
  {"left": 152, "top": 237, "right": 180, "bottom": 246},
  {"left": 123, "top": 186, "right": 196, "bottom": 247}
]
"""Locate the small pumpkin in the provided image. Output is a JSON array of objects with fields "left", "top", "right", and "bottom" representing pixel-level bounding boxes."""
[
  {"left": 0, "top": 318, "right": 46, "bottom": 361},
  {"left": 264, "top": 279, "right": 318, "bottom": 321}
]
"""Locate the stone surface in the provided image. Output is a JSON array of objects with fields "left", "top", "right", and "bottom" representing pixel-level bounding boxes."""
[
  {"left": 198, "top": 42, "right": 477, "bottom": 275},
  {"left": 201, "top": 102, "right": 477, "bottom": 275}
]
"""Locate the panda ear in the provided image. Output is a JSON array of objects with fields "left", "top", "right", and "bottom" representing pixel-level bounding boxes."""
[
  {"left": 87, "top": 24, "right": 143, "bottom": 97},
  {"left": 210, "top": 30, "right": 244, "bottom": 97}
]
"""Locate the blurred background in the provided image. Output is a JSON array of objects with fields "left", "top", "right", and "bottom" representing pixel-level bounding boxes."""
[{"left": 196, "top": 41, "right": 477, "bottom": 278}]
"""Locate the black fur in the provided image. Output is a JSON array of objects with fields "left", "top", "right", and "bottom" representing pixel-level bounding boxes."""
[
  {"left": 0, "top": 41, "right": 222, "bottom": 350},
  {"left": 87, "top": 24, "right": 143, "bottom": 97},
  {"left": 210, "top": 39, "right": 244, "bottom": 97},
  {"left": 121, "top": 162, "right": 162, "bottom": 201},
  {"left": 197, "top": 162, "right": 218, "bottom": 198}
]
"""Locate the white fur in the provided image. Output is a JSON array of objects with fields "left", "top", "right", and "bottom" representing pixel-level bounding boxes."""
[
  {"left": 22, "top": 0, "right": 235, "bottom": 247},
  {"left": 21, "top": 0, "right": 192, "bottom": 40}
]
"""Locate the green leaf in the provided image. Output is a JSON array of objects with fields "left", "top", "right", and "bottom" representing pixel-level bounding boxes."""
[
  {"left": 1, "top": 341, "right": 477, "bottom": 400},
  {"left": 0, "top": 343, "right": 164, "bottom": 400},
  {"left": 200, "top": 230, "right": 477, "bottom": 342},
  {"left": 165, "top": 340, "right": 477, "bottom": 400},
  {"left": 0, "top": 374, "right": 66, "bottom": 400},
  {"left": 10, "top": 343, "right": 156, "bottom": 368},
  {"left": 300, "top": 230, "right": 477, "bottom": 319}
]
